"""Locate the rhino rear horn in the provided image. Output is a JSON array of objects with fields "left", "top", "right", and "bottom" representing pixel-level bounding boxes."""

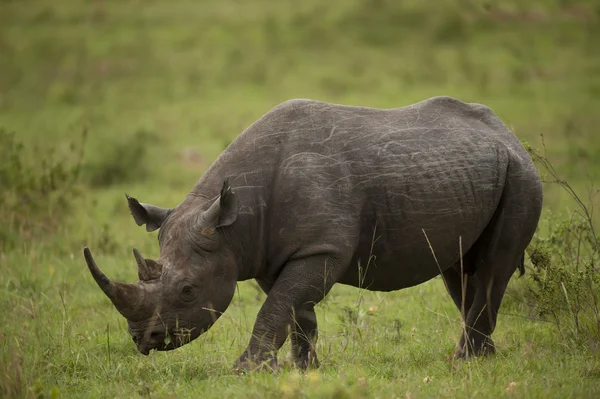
[
  {"left": 133, "top": 248, "right": 162, "bottom": 281},
  {"left": 126, "top": 195, "right": 173, "bottom": 232},
  {"left": 84, "top": 247, "right": 149, "bottom": 321}
]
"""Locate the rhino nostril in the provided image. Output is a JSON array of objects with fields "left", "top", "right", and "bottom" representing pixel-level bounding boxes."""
[
  {"left": 150, "top": 331, "right": 163, "bottom": 341},
  {"left": 132, "top": 334, "right": 140, "bottom": 344}
]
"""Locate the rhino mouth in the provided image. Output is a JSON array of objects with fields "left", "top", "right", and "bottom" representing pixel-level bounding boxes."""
[
  {"left": 138, "top": 335, "right": 177, "bottom": 355},
  {"left": 154, "top": 340, "right": 177, "bottom": 353},
  {"left": 154, "top": 334, "right": 176, "bottom": 352},
  {"left": 170, "top": 327, "right": 201, "bottom": 347},
  {"left": 140, "top": 327, "right": 201, "bottom": 355}
]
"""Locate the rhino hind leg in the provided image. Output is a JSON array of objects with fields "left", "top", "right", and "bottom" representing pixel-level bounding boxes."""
[
  {"left": 442, "top": 262, "right": 476, "bottom": 322},
  {"left": 452, "top": 274, "right": 507, "bottom": 359},
  {"left": 450, "top": 219, "right": 518, "bottom": 359},
  {"left": 452, "top": 172, "right": 541, "bottom": 360}
]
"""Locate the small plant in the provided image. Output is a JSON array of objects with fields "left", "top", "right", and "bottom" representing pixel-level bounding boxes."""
[
  {"left": 83, "top": 129, "right": 158, "bottom": 188},
  {"left": 528, "top": 212, "right": 600, "bottom": 339},
  {"left": 524, "top": 138, "right": 600, "bottom": 344},
  {"left": 0, "top": 129, "right": 86, "bottom": 251},
  {"left": 0, "top": 338, "right": 24, "bottom": 398}
]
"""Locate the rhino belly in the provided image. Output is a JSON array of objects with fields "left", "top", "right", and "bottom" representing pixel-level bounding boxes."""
[
  {"left": 338, "top": 176, "right": 502, "bottom": 291},
  {"left": 340, "top": 224, "right": 484, "bottom": 291}
]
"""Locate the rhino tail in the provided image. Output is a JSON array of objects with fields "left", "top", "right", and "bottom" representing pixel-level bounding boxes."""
[{"left": 517, "top": 252, "right": 525, "bottom": 277}]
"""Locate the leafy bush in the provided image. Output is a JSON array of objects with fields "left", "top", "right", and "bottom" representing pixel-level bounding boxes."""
[
  {"left": 524, "top": 143, "right": 600, "bottom": 344},
  {"left": 0, "top": 129, "right": 85, "bottom": 251},
  {"left": 83, "top": 129, "right": 158, "bottom": 188},
  {"left": 0, "top": 127, "right": 160, "bottom": 251},
  {"left": 528, "top": 213, "right": 599, "bottom": 339}
]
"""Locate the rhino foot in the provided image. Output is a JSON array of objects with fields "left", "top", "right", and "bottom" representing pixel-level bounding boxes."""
[
  {"left": 452, "top": 336, "right": 496, "bottom": 360},
  {"left": 294, "top": 349, "right": 320, "bottom": 370},
  {"left": 233, "top": 352, "right": 278, "bottom": 374}
]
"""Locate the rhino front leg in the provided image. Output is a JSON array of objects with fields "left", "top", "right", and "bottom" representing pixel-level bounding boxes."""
[
  {"left": 255, "top": 279, "right": 320, "bottom": 369},
  {"left": 235, "top": 253, "right": 346, "bottom": 372},
  {"left": 290, "top": 306, "right": 319, "bottom": 369}
]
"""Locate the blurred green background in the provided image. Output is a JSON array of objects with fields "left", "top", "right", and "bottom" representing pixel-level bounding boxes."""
[
  {"left": 1, "top": 0, "right": 599, "bottom": 397},
  {"left": 1, "top": 0, "right": 599, "bottom": 197}
]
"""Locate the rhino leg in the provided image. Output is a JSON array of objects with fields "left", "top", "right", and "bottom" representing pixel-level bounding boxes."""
[
  {"left": 452, "top": 171, "right": 541, "bottom": 359},
  {"left": 255, "top": 279, "right": 320, "bottom": 369},
  {"left": 234, "top": 253, "right": 347, "bottom": 372},
  {"left": 451, "top": 229, "right": 514, "bottom": 359},
  {"left": 290, "top": 306, "right": 319, "bottom": 369},
  {"left": 441, "top": 264, "right": 476, "bottom": 320},
  {"left": 453, "top": 270, "right": 512, "bottom": 359}
]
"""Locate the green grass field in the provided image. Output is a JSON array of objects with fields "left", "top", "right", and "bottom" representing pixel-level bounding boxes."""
[{"left": 1, "top": 0, "right": 600, "bottom": 397}]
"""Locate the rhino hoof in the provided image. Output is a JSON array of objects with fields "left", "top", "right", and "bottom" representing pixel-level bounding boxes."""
[
  {"left": 294, "top": 351, "right": 320, "bottom": 370},
  {"left": 451, "top": 337, "right": 496, "bottom": 360},
  {"left": 233, "top": 354, "right": 278, "bottom": 373}
]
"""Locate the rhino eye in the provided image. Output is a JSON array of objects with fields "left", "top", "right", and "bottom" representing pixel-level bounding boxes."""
[{"left": 180, "top": 285, "right": 196, "bottom": 301}]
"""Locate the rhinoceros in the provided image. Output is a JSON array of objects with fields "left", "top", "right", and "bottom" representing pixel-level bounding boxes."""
[{"left": 84, "top": 96, "right": 542, "bottom": 370}]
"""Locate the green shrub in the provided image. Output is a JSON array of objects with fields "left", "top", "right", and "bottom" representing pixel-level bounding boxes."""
[
  {"left": 82, "top": 129, "right": 158, "bottom": 188},
  {"left": 524, "top": 143, "right": 600, "bottom": 344},
  {"left": 528, "top": 212, "right": 599, "bottom": 341},
  {"left": 0, "top": 129, "right": 85, "bottom": 251}
]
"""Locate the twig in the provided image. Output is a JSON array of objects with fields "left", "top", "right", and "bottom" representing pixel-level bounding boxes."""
[
  {"left": 532, "top": 135, "right": 599, "bottom": 254},
  {"left": 106, "top": 323, "right": 111, "bottom": 367}
]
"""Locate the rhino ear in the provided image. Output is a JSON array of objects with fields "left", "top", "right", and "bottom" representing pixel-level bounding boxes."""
[
  {"left": 200, "top": 180, "right": 238, "bottom": 234},
  {"left": 216, "top": 180, "right": 238, "bottom": 228},
  {"left": 126, "top": 195, "right": 173, "bottom": 232}
]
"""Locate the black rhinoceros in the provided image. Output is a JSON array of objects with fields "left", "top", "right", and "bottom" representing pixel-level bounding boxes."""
[{"left": 84, "top": 96, "right": 542, "bottom": 370}]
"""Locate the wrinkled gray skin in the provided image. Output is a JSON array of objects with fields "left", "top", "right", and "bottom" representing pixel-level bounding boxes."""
[{"left": 84, "top": 96, "right": 542, "bottom": 370}]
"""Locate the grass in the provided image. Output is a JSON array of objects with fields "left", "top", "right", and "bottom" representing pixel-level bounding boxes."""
[
  {"left": 2, "top": 256, "right": 599, "bottom": 398},
  {"left": 1, "top": 0, "right": 600, "bottom": 397}
]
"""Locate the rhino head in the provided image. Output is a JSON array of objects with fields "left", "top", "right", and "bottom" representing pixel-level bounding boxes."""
[{"left": 85, "top": 181, "right": 239, "bottom": 355}]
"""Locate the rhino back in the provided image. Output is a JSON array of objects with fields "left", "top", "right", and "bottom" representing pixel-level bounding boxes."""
[{"left": 192, "top": 97, "right": 532, "bottom": 288}]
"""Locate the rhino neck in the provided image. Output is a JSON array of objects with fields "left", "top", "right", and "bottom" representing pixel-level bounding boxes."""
[
  {"left": 183, "top": 182, "right": 269, "bottom": 282},
  {"left": 223, "top": 196, "right": 268, "bottom": 282},
  {"left": 186, "top": 126, "right": 282, "bottom": 281}
]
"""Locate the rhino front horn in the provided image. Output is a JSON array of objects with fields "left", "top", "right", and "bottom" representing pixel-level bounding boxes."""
[{"left": 84, "top": 246, "right": 148, "bottom": 321}]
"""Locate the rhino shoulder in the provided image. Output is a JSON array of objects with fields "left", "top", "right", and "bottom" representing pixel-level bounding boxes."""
[
  {"left": 254, "top": 98, "right": 316, "bottom": 125},
  {"left": 423, "top": 96, "right": 514, "bottom": 135},
  {"left": 276, "top": 98, "right": 318, "bottom": 109},
  {"left": 419, "top": 96, "right": 495, "bottom": 118},
  {"left": 272, "top": 98, "right": 319, "bottom": 113},
  {"left": 466, "top": 102, "right": 504, "bottom": 126}
]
